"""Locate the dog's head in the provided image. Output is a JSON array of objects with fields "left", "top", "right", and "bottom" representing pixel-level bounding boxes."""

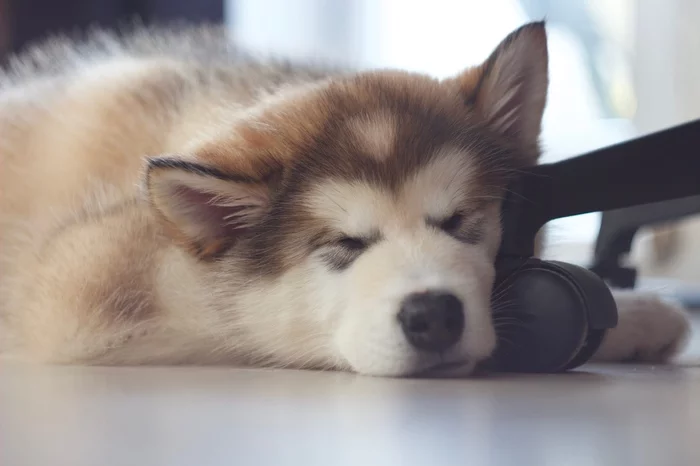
[{"left": 146, "top": 23, "right": 548, "bottom": 376}]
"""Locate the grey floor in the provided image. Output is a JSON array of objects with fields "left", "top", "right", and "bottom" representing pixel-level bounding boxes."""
[{"left": 2, "top": 318, "right": 699, "bottom": 466}]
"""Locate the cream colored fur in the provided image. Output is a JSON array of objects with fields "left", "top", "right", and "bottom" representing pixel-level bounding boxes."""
[{"left": 0, "top": 24, "right": 691, "bottom": 376}]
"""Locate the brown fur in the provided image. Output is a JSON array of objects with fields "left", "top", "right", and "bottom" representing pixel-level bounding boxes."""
[{"left": 0, "top": 23, "right": 690, "bottom": 373}]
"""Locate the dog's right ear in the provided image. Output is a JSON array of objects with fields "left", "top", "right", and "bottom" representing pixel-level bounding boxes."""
[{"left": 145, "top": 158, "right": 276, "bottom": 259}]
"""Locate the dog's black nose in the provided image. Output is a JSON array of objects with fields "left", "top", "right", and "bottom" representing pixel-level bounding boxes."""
[{"left": 398, "top": 291, "right": 465, "bottom": 352}]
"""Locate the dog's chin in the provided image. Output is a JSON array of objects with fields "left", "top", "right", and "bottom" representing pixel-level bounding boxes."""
[
  {"left": 415, "top": 359, "right": 476, "bottom": 378},
  {"left": 344, "top": 355, "right": 476, "bottom": 378}
]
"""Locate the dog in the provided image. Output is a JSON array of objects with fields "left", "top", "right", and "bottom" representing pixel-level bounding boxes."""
[{"left": 0, "top": 22, "right": 691, "bottom": 376}]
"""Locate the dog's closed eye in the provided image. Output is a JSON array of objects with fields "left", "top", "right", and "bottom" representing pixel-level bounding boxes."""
[
  {"left": 319, "top": 234, "right": 378, "bottom": 271},
  {"left": 336, "top": 236, "right": 368, "bottom": 251},
  {"left": 429, "top": 212, "right": 484, "bottom": 245},
  {"left": 438, "top": 213, "right": 464, "bottom": 233}
]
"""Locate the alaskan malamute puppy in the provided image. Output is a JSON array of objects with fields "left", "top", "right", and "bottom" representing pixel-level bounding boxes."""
[{"left": 0, "top": 22, "right": 690, "bottom": 376}]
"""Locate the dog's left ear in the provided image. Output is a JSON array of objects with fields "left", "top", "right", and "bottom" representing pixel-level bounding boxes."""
[{"left": 450, "top": 22, "right": 548, "bottom": 152}]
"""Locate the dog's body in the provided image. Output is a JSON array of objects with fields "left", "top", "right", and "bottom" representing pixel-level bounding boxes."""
[{"left": 0, "top": 24, "right": 690, "bottom": 376}]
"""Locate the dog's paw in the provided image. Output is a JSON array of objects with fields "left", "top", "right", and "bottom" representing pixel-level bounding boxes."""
[{"left": 592, "top": 290, "right": 691, "bottom": 363}]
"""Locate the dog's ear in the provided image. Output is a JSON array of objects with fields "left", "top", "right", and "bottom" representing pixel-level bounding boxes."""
[
  {"left": 146, "top": 158, "right": 277, "bottom": 259},
  {"left": 451, "top": 22, "right": 548, "bottom": 152}
]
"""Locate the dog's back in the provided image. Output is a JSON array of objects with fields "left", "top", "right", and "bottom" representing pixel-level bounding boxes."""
[
  {"left": 0, "top": 26, "right": 331, "bottom": 245},
  {"left": 0, "top": 26, "right": 338, "bottom": 361}
]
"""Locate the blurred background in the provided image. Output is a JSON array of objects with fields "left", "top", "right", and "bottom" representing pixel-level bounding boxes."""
[{"left": 1, "top": 0, "right": 698, "bottom": 292}]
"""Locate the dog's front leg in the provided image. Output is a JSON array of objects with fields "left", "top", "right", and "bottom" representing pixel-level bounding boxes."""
[{"left": 591, "top": 290, "right": 692, "bottom": 363}]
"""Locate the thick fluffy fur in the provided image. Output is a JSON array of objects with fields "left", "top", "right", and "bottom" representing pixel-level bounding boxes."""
[{"left": 0, "top": 23, "right": 691, "bottom": 376}]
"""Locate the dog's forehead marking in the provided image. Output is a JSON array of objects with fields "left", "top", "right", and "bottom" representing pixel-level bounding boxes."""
[
  {"left": 345, "top": 111, "right": 397, "bottom": 161},
  {"left": 302, "top": 180, "right": 395, "bottom": 236},
  {"left": 402, "top": 147, "right": 479, "bottom": 216},
  {"left": 301, "top": 147, "right": 480, "bottom": 234}
]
